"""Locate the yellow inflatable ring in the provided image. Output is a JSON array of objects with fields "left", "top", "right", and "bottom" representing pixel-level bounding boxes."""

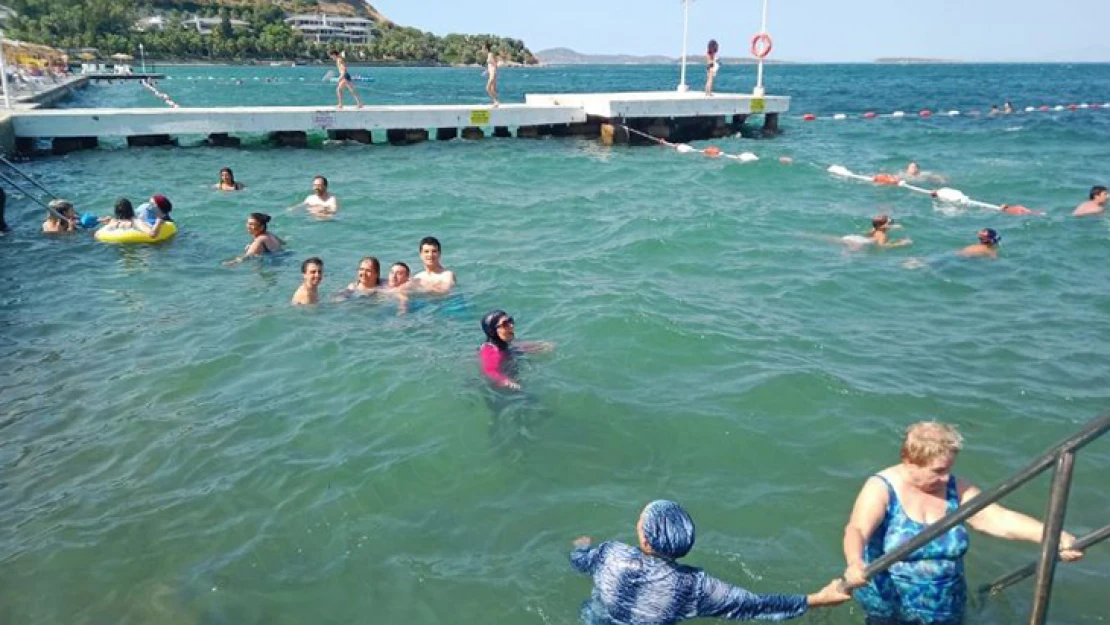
[{"left": 95, "top": 221, "right": 178, "bottom": 244}]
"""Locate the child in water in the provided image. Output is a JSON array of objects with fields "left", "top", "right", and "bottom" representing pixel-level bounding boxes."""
[
  {"left": 570, "top": 500, "right": 851, "bottom": 625},
  {"left": 841, "top": 215, "right": 912, "bottom": 250},
  {"left": 479, "top": 310, "right": 553, "bottom": 390}
]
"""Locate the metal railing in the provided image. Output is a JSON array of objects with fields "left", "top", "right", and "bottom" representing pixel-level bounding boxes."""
[{"left": 860, "top": 412, "right": 1110, "bottom": 625}]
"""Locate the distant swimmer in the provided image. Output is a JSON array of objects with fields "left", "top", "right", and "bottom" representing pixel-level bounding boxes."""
[
  {"left": 329, "top": 49, "right": 363, "bottom": 109},
  {"left": 479, "top": 310, "right": 554, "bottom": 390},
  {"left": 292, "top": 257, "right": 324, "bottom": 305},
  {"left": 959, "top": 228, "right": 1000, "bottom": 258},
  {"left": 989, "top": 104, "right": 1000, "bottom": 116},
  {"left": 339, "top": 256, "right": 381, "bottom": 297},
  {"left": 1073, "top": 185, "right": 1107, "bottom": 217},
  {"left": 705, "top": 39, "right": 720, "bottom": 96},
  {"left": 42, "top": 199, "right": 77, "bottom": 233},
  {"left": 1003, "top": 101, "right": 1014, "bottom": 114},
  {"left": 841, "top": 214, "right": 912, "bottom": 249},
  {"left": 903, "top": 161, "right": 947, "bottom": 184},
  {"left": 999, "top": 204, "right": 1044, "bottom": 216},
  {"left": 226, "top": 213, "right": 282, "bottom": 265},
  {"left": 302, "top": 175, "right": 339, "bottom": 218},
  {"left": 482, "top": 44, "right": 500, "bottom": 107},
  {"left": 214, "top": 167, "right": 244, "bottom": 191},
  {"left": 411, "top": 236, "right": 456, "bottom": 294}
]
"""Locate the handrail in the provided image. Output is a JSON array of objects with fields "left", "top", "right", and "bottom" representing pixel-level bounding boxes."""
[
  {"left": 978, "top": 523, "right": 1110, "bottom": 597},
  {"left": 856, "top": 411, "right": 1110, "bottom": 625}
]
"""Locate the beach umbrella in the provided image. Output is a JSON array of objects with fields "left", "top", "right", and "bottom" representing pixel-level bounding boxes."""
[
  {"left": 78, "top": 52, "right": 96, "bottom": 61},
  {"left": 111, "top": 53, "right": 133, "bottom": 61}
]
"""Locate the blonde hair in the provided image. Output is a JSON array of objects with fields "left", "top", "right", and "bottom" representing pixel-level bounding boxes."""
[{"left": 901, "top": 421, "right": 963, "bottom": 465}]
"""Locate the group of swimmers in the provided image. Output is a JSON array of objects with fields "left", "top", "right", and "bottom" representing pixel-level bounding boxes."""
[{"left": 840, "top": 161, "right": 1106, "bottom": 258}]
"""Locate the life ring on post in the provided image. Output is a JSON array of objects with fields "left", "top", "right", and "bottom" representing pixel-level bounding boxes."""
[{"left": 751, "top": 33, "right": 773, "bottom": 59}]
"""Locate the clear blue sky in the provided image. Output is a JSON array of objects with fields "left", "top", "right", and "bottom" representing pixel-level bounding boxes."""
[{"left": 372, "top": 0, "right": 1110, "bottom": 62}]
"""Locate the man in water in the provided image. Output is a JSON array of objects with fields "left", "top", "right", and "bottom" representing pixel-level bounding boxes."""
[
  {"left": 411, "top": 236, "right": 456, "bottom": 294},
  {"left": 903, "top": 161, "right": 947, "bottom": 184},
  {"left": 304, "top": 176, "right": 339, "bottom": 218},
  {"left": 989, "top": 104, "right": 1000, "bottom": 116},
  {"left": 1073, "top": 185, "right": 1107, "bottom": 217},
  {"left": 329, "top": 50, "right": 363, "bottom": 109},
  {"left": 959, "top": 228, "right": 1000, "bottom": 258},
  {"left": 1003, "top": 101, "right": 1014, "bottom": 114},
  {"left": 292, "top": 257, "right": 324, "bottom": 305},
  {"left": 387, "top": 261, "right": 412, "bottom": 315}
]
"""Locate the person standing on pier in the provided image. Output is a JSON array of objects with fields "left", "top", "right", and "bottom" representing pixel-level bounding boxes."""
[
  {"left": 705, "top": 39, "right": 720, "bottom": 96},
  {"left": 483, "top": 45, "right": 500, "bottom": 107},
  {"left": 329, "top": 50, "right": 363, "bottom": 110}
]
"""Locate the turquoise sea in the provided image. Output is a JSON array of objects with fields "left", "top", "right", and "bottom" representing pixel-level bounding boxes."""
[{"left": 2, "top": 64, "right": 1109, "bottom": 624}]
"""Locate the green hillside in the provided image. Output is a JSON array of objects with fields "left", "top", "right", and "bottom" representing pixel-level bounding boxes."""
[{"left": 2, "top": 0, "right": 536, "bottom": 65}]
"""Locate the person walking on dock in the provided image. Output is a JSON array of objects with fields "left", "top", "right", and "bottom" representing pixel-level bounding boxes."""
[
  {"left": 483, "top": 45, "right": 500, "bottom": 107},
  {"left": 705, "top": 39, "right": 720, "bottom": 96},
  {"left": 330, "top": 50, "right": 363, "bottom": 110}
]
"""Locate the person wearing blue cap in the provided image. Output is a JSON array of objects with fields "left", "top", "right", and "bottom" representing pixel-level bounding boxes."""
[
  {"left": 958, "top": 228, "right": 1000, "bottom": 258},
  {"left": 570, "top": 500, "right": 850, "bottom": 625}
]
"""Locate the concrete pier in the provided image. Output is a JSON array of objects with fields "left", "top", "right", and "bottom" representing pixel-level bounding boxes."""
[{"left": 6, "top": 91, "right": 791, "bottom": 155}]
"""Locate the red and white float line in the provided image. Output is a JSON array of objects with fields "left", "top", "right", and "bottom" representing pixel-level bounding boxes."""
[
  {"left": 140, "top": 79, "right": 180, "bottom": 109},
  {"left": 800, "top": 101, "right": 1109, "bottom": 122}
]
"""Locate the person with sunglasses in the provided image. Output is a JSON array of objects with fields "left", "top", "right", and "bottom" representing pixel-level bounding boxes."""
[
  {"left": 959, "top": 228, "right": 1001, "bottom": 258},
  {"left": 479, "top": 310, "right": 553, "bottom": 390}
]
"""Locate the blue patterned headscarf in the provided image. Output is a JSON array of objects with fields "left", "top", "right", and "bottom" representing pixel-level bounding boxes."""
[{"left": 640, "top": 500, "right": 696, "bottom": 559}]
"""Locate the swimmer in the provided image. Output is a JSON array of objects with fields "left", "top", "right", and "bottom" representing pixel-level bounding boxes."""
[
  {"left": 214, "top": 167, "right": 244, "bottom": 191},
  {"left": 329, "top": 49, "right": 363, "bottom": 109},
  {"left": 42, "top": 199, "right": 77, "bottom": 233},
  {"left": 570, "top": 500, "right": 851, "bottom": 625},
  {"left": 989, "top": 104, "right": 1000, "bottom": 116},
  {"left": 1073, "top": 185, "right": 1107, "bottom": 217},
  {"left": 386, "top": 261, "right": 412, "bottom": 314},
  {"left": 338, "top": 256, "right": 381, "bottom": 297},
  {"left": 841, "top": 215, "right": 912, "bottom": 249},
  {"left": 102, "top": 197, "right": 138, "bottom": 229},
  {"left": 226, "top": 213, "right": 282, "bottom": 265},
  {"left": 291, "top": 257, "right": 324, "bottom": 305},
  {"left": 479, "top": 310, "right": 554, "bottom": 390},
  {"left": 1003, "top": 100, "right": 1014, "bottom": 114},
  {"left": 959, "top": 228, "right": 1000, "bottom": 258},
  {"left": 302, "top": 175, "right": 339, "bottom": 218},
  {"left": 134, "top": 194, "right": 171, "bottom": 227},
  {"left": 138, "top": 194, "right": 173, "bottom": 238},
  {"left": 704, "top": 39, "right": 720, "bottom": 96},
  {"left": 411, "top": 236, "right": 456, "bottom": 294},
  {"left": 999, "top": 204, "right": 1044, "bottom": 216},
  {"left": 482, "top": 44, "right": 499, "bottom": 107},
  {"left": 903, "top": 161, "right": 948, "bottom": 184}
]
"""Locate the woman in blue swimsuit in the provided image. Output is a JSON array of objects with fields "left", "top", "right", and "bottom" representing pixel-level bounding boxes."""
[{"left": 843, "top": 422, "right": 1085, "bottom": 624}]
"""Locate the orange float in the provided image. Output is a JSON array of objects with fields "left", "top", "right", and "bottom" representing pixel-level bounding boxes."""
[{"left": 872, "top": 173, "right": 900, "bottom": 186}]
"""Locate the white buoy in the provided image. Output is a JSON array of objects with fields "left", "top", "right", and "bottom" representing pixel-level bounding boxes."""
[
  {"left": 934, "top": 188, "right": 970, "bottom": 204},
  {"left": 1054, "top": 105, "right": 1064, "bottom": 111},
  {"left": 948, "top": 110, "right": 960, "bottom": 116},
  {"left": 833, "top": 113, "right": 847, "bottom": 120},
  {"left": 738, "top": 152, "right": 759, "bottom": 162},
  {"left": 891, "top": 111, "right": 905, "bottom": 118},
  {"left": 827, "top": 165, "right": 852, "bottom": 177},
  {"left": 675, "top": 144, "right": 696, "bottom": 153},
  {"left": 1025, "top": 106, "right": 1035, "bottom": 112}
]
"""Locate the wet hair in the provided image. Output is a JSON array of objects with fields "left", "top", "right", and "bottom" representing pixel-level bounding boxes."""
[
  {"left": 901, "top": 421, "right": 963, "bottom": 465},
  {"left": 707, "top": 39, "right": 719, "bottom": 55},
  {"left": 359, "top": 256, "right": 381, "bottom": 278},
  {"left": 419, "top": 236, "right": 441, "bottom": 252},
  {"left": 391, "top": 261, "right": 410, "bottom": 273},
  {"left": 314, "top": 175, "right": 328, "bottom": 188},
  {"left": 301, "top": 257, "right": 323, "bottom": 274},
  {"left": 1090, "top": 185, "right": 1107, "bottom": 200},
  {"left": 114, "top": 197, "right": 135, "bottom": 220},
  {"left": 220, "top": 167, "right": 236, "bottom": 183},
  {"left": 249, "top": 212, "right": 271, "bottom": 232},
  {"left": 871, "top": 214, "right": 891, "bottom": 230}
]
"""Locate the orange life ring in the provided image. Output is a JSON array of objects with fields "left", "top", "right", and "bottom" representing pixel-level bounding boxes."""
[
  {"left": 704, "top": 146, "right": 722, "bottom": 158},
  {"left": 872, "top": 173, "right": 900, "bottom": 186},
  {"left": 750, "top": 33, "right": 773, "bottom": 59}
]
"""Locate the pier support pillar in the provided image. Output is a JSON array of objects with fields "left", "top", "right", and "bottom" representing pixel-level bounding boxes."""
[
  {"left": 269, "top": 131, "right": 307, "bottom": 148},
  {"left": 493, "top": 126, "right": 512, "bottom": 138},
  {"left": 730, "top": 114, "right": 749, "bottom": 133},
  {"left": 710, "top": 116, "right": 732, "bottom": 138},
  {"left": 600, "top": 121, "right": 630, "bottom": 146},
  {"left": 15, "top": 137, "right": 35, "bottom": 156},
  {"left": 207, "top": 132, "right": 241, "bottom": 148},
  {"left": 328, "top": 129, "right": 372, "bottom": 144},
  {"left": 387, "top": 128, "right": 429, "bottom": 145},
  {"left": 52, "top": 136, "right": 98, "bottom": 155},
  {"left": 127, "top": 134, "right": 175, "bottom": 148},
  {"left": 762, "top": 113, "right": 780, "bottom": 136},
  {"left": 436, "top": 128, "right": 458, "bottom": 141},
  {"left": 567, "top": 120, "right": 601, "bottom": 139},
  {"left": 644, "top": 118, "right": 672, "bottom": 141},
  {"left": 516, "top": 126, "right": 541, "bottom": 139},
  {"left": 461, "top": 127, "right": 485, "bottom": 140}
]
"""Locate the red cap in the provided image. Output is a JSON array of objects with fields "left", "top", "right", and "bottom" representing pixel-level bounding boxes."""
[{"left": 152, "top": 194, "right": 172, "bottom": 211}]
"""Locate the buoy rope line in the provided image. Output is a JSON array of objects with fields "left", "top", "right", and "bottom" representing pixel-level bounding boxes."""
[
  {"left": 140, "top": 79, "right": 180, "bottom": 109},
  {"left": 800, "top": 101, "right": 1110, "bottom": 122},
  {"left": 621, "top": 125, "right": 1041, "bottom": 213}
]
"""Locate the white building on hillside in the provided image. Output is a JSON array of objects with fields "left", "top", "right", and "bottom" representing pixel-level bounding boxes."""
[
  {"left": 285, "top": 14, "right": 373, "bottom": 45},
  {"left": 134, "top": 15, "right": 250, "bottom": 35}
]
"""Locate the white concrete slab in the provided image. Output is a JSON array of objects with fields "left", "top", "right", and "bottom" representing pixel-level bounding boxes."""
[
  {"left": 524, "top": 91, "right": 790, "bottom": 119},
  {"left": 9, "top": 103, "right": 585, "bottom": 138}
]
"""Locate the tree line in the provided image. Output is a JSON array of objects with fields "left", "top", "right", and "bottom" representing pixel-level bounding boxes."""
[{"left": 2, "top": 0, "right": 537, "bottom": 64}]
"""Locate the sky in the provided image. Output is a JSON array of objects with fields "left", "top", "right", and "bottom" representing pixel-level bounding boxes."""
[{"left": 371, "top": 0, "right": 1110, "bottom": 62}]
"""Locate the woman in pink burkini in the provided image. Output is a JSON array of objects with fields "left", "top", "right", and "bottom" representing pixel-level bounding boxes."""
[{"left": 479, "top": 310, "right": 553, "bottom": 390}]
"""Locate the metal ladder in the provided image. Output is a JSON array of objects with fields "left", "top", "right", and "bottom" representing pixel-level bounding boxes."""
[{"left": 860, "top": 412, "right": 1110, "bottom": 625}]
